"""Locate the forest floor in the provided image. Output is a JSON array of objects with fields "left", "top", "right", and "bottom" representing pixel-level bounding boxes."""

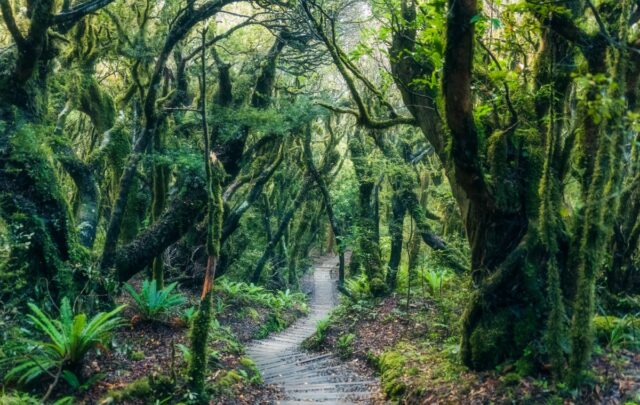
[
  {"left": 312, "top": 293, "right": 640, "bottom": 404},
  {"left": 83, "top": 254, "right": 383, "bottom": 404},
  {"left": 80, "top": 270, "right": 311, "bottom": 404}
]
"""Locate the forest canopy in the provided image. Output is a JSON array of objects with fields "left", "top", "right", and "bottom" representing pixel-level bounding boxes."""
[{"left": 0, "top": 0, "right": 639, "bottom": 403}]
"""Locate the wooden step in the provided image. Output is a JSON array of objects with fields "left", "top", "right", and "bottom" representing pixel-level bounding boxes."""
[{"left": 244, "top": 255, "right": 380, "bottom": 404}]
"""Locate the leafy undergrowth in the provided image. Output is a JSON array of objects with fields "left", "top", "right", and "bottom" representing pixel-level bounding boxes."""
[
  {"left": 1, "top": 276, "right": 308, "bottom": 404},
  {"left": 310, "top": 280, "right": 640, "bottom": 404}
]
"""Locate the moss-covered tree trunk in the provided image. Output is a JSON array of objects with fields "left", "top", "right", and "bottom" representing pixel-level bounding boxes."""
[
  {"left": 348, "top": 130, "right": 386, "bottom": 295},
  {"left": 0, "top": 0, "right": 90, "bottom": 302},
  {"left": 188, "top": 35, "right": 225, "bottom": 399}
]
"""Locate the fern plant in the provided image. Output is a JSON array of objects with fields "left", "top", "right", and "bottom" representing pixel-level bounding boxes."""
[
  {"left": 125, "top": 280, "right": 186, "bottom": 320},
  {"left": 303, "top": 318, "right": 332, "bottom": 350},
  {"left": 5, "top": 298, "right": 125, "bottom": 385},
  {"left": 180, "top": 306, "right": 197, "bottom": 325},
  {"left": 216, "top": 278, "right": 273, "bottom": 307},
  {"left": 272, "top": 289, "right": 307, "bottom": 310},
  {"left": 345, "top": 274, "right": 371, "bottom": 301},
  {"left": 423, "top": 269, "right": 450, "bottom": 297},
  {"left": 337, "top": 333, "right": 355, "bottom": 359}
]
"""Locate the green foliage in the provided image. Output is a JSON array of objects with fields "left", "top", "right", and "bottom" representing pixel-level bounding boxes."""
[
  {"left": 5, "top": 298, "right": 125, "bottom": 385},
  {"left": 101, "top": 374, "right": 174, "bottom": 404},
  {"left": 422, "top": 268, "right": 451, "bottom": 297},
  {"left": 61, "top": 370, "right": 103, "bottom": 392},
  {"left": 344, "top": 273, "right": 371, "bottom": 301},
  {"left": 254, "top": 313, "right": 287, "bottom": 339},
  {"left": 125, "top": 280, "right": 186, "bottom": 320},
  {"left": 129, "top": 350, "right": 145, "bottom": 361},
  {"left": 209, "top": 98, "right": 324, "bottom": 141},
  {"left": 0, "top": 122, "right": 79, "bottom": 302},
  {"left": 378, "top": 350, "right": 408, "bottom": 398},
  {"left": 180, "top": 306, "right": 197, "bottom": 326},
  {"left": 208, "top": 319, "right": 243, "bottom": 355},
  {"left": 216, "top": 278, "right": 308, "bottom": 337},
  {"left": 0, "top": 391, "right": 43, "bottom": 404},
  {"left": 303, "top": 318, "right": 332, "bottom": 350},
  {"left": 272, "top": 289, "right": 308, "bottom": 311},
  {"left": 593, "top": 315, "right": 640, "bottom": 350},
  {"left": 238, "top": 356, "right": 262, "bottom": 385},
  {"left": 337, "top": 333, "right": 355, "bottom": 359},
  {"left": 216, "top": 277, "right": 271, "bottom": 307}
]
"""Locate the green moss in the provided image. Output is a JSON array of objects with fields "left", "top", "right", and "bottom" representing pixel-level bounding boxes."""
[
  {"left": 188, "top": 291, "right": 214, "bottom": 402},
  {"left": 129, "top": 350, "right": 145, "bottom": 361},
  {"left": 101, "top": 123, "right": 131, "bottom": 176},
  {"left": 0, "top": 121, "right": 81, "bottom": 303},
  {"left": 514, "top": 127, "right": 545, "bottom": 219},
  {"left": 216, "top": 370, "right": 244, "bottom": 390},
  {"left": 513, "top": 308, "right": 538, "bottom": 351},
  {"left": 102, "top": 374, "right": 174, "bottom": 404},
  {"left": 337, "top": 333, "right": 355, "bottom": 359},
  {"left": 99, "top": 374, "right": 176, "bottom": 404},
  {"left": 369, "top": 277, "right": 387, "bottom": 297},
  {"left": 69, "top": 72, "right": 115, "bottom": 133},
  {"left": 487, "top": 130, "right": 515, "bottom": 209},
  {"left": 378, "top": 350, "right": 408, "bottom": 398},
  {"left": 119, "top": 177, "right": 149, "bottom": 243},
  {"left": 238, "top": 356, "right": 262, "bottom": 384},
  {"left": 468, "top": 312, "right": 511, "bottom": 369},
  {"left": 500, "top": 372, "right": 521, "bottom": 387},
  {"left": 103, "top": 377, "right": 152, "bottom": 403},
  {"left": 0, "top": 392, "right": 41, "bottom": 404}
]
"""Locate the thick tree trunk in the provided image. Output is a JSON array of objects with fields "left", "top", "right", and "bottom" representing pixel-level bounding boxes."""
[
  {"left": 443, "top": 0, "right": 531, "bottom": 370},
  {"left": 391, "top": 6, "right": 533, "bottom": 370},
  {"left": 0, "top": 126, "right": 76, "bottom": 301}
]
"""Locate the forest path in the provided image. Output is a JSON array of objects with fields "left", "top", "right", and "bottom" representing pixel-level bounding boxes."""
[{"left": 246, "top": 255, "right": 379, "bottom": 404}]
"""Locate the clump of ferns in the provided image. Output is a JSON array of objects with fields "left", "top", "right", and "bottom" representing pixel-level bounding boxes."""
[
  {"left": 125, "top": 279, "right": 186, "bottom": 321},
  {"left": 3, "top": 298, "right": 125, "bottom": 400}
]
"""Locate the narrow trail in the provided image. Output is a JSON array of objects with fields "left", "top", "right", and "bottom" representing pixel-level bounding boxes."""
[{"left": 246, "top": 255, "right": 379, "bottom": 404}]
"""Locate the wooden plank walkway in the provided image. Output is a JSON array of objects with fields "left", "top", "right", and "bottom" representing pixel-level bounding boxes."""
[{"left": 246, "top": 256, "right": 379, "bottom": 404}]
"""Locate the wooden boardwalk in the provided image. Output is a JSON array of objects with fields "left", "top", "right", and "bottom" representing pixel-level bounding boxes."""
[{"left": 246, "top": 256, "right": 378, "bottom": 404}]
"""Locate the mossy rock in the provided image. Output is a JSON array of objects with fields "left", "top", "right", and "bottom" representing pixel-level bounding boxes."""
[
  {"left": 101, "top": 374, "right": 174, "bottom": 404},
  {"left": 500, "top": 372, "right": 521, "bottom": 387},
  {"left": 102, "top": 377, "right": 152, "bottom": 403},
  {"left": 217, "top": 370, "right": 244, "bottom": 388},
  {"left": 369, "top": 277, "right": 387, "bottom": 297}
]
